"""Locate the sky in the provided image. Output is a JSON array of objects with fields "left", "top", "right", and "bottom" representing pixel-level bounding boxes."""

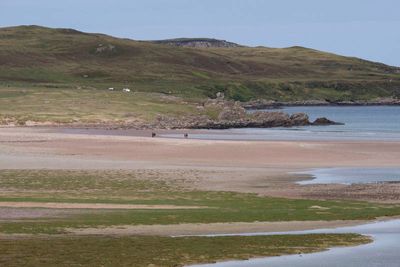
[{"left": 1, "top": 0, "right": 399, "bottom": 66}]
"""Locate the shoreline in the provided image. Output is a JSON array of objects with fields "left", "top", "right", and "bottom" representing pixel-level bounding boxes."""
[
  {"left": 5, "top": 125, "right": 400, "bottom": 145},
  {"left": 243, "top": 101, "right": 400, "bottom": 110},
  {"left": 2, "top": 103, "right": 399, "bottom": 131},
  {"left": 186, "top": 218, "right": 400, "bottom": 267},
  {"left": 1, "top": 127, "right": 400, "bottom": 168}
]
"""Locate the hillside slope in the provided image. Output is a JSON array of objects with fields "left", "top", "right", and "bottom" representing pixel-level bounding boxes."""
[{"left": 0, "top": 25, "right": 400, "bottom": 102}]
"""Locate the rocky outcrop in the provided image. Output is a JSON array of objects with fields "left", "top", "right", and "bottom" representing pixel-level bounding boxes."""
[
  {"left": 289, "top": 113, "right": 310, "bottom": 126},
  {"left": 153, "top": 38, "right": 241, "bottom": 48},
  {"left": 147, "top": 109, "right": 338, "bottom": 130},
  {"left": 95, "top": 43, "right": 117, "bottom": 54},
  {"left": 217, "top": 102, "right": 247, "bottom": 121},
  {"left": 140, "top": 98, "right": 341, "bottom": 130},
  {"left": 2, "top": 111, "right": 340, "bottom": 130}
]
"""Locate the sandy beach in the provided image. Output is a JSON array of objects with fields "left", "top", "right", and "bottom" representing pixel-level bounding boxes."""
[
  {"left": 1, "top": 127, "right": 400, "bottom": 169},
  {"left": 1, "top": 127, "right": 400, "bottom": 205},
  {"left": 1, "top": 126, "right": 400, "bottom": 236}
]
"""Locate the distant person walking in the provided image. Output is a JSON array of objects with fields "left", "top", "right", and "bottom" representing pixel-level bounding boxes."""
[
  {"left": 184, "top": 133, "right": 188, "bottom": 139},
  {"left": 151, "top": 132, "right": 156, "bottom": 138}
]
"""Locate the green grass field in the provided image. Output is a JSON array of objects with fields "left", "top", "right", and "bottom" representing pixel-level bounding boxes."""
[{"left": 0, "top": 87, "right": 201, "bottom": 124}]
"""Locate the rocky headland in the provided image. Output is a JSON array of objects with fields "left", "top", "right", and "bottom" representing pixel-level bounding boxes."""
[
  {"left": 0, "top": 98, "right": 341, "bottom": 130},
  {"left": 148, "top": 99, "right": 341, "bottom": 130}
]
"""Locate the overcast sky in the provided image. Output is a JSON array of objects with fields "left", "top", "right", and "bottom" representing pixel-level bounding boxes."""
[{"left": 1, "top": 0, "right": 399, "bottom": 66}]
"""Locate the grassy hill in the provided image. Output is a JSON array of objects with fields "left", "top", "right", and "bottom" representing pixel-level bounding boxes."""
[
  {"left": 1, "top": 25, "right": 399, "bottom": 101},
  {"left": 0, "top": 25, "right": 399, "bottom": 125}
]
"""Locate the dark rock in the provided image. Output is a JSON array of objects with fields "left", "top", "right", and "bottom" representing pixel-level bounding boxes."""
[
  {"left": 250, "top": 111, "right": 292, "bottom": 127},
  {"left": 312, "top": 117, "right": 343, "bottom": 125}
]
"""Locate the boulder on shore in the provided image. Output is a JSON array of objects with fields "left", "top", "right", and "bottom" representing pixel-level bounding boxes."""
[
  {"left": 289, "top": 113, "right": 310, "bottom": 126},
  {"left": 312, "top": 117, "right": 343, "bottom": 126}
]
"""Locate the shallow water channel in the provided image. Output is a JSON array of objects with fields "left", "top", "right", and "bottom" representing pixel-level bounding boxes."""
[
  {"left": 188, "top": 219, "right": 400, "bottom": 267},
  {"left": 296, "top": 167, "right": 400, "bottom": 185}
]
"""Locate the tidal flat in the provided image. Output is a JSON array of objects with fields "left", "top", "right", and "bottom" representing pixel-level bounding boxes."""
[{"left": 0, "top": 126, "right": 399, "bottom": 266}]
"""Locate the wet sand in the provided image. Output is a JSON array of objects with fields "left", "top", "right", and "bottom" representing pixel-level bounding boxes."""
[
  {"left": 1, "top": 127, "right": 400, "bottom": 204},
  {"left": 1, "top": 127, "right": 400, "bottom": 169}
]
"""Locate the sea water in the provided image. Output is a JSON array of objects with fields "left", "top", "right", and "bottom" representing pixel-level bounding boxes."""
[{"left": 163, "top": 106, "right": 400, "bottom": 141}]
